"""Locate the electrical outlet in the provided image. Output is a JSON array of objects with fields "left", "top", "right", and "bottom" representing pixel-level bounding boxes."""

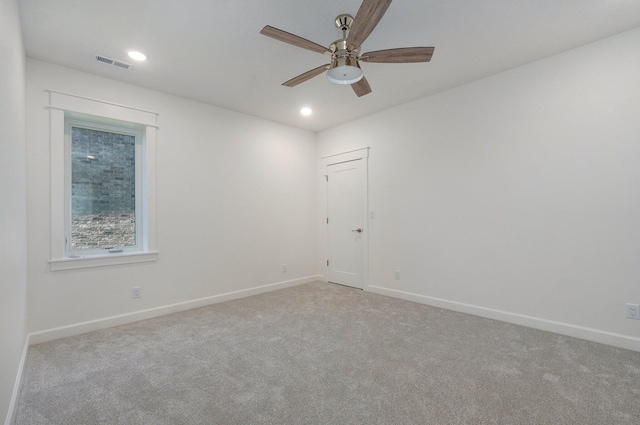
[
  {"left": 282, "top": 264, "right": 287, "bottom": 273},
  {"left": 394, "top": 270, "right": 400, "bottom": 280},
  {"left": 132, "top": 286, "right": 141, "bottom": 299},
  {"left": 626, "top": 303, "right": 640, "bottom": 320}
]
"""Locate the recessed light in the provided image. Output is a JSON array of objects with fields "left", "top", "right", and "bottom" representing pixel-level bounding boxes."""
[
  {"left": 127, "top": 51, "right": 147, "bottom": 61},
  {"left": 300, "top": 107, "right": 312, "bottom": 116}
]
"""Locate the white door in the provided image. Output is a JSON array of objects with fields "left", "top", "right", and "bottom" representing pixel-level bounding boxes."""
[{"left": 327, "top": 159, "right": 366, "bottom": 289}]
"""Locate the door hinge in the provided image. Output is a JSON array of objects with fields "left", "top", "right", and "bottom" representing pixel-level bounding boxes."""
[
  {"left": 324, "top": 175, "right": 328, "bottom": 181},
  {"left": 327, "top": 260, "right": 329, "bottom": 266},
  {"left": 326, "top": 217, "right": 329, "bottom": 224}
]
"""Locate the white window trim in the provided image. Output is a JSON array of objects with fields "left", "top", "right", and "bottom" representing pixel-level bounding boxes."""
[{"left": 48, "top": 91, "right": 158, "bottom": 271}]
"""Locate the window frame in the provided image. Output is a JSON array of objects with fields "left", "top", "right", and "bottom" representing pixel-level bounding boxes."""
[
  {"left": 48, "top": 91, "right": 158, "bottom": 271},
  {"left": 65, "top": 117, "right": 144, "bottom": 257}
]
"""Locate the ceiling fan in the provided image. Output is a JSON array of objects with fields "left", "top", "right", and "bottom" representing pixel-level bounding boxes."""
[{"left": 260, "top": 0, "right": 434, "bottom": 97}]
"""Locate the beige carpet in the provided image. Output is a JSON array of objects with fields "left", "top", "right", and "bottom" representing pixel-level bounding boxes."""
[{"left": 14, "top": 282, "right": 640, "bottom": 424}]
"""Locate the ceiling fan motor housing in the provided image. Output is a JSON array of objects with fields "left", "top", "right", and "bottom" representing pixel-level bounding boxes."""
[{"left": 330, "top": 39, "right": 361, "bottom": 57}]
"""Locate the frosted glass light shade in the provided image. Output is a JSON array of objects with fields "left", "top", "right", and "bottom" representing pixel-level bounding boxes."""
[{"left": 327, "top": 65, "right": 364, "bottom": 85}]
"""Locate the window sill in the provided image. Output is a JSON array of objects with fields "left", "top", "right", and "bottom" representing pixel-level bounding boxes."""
[{"left": 49, "top": 251, "right": 158, "bottom": 271}]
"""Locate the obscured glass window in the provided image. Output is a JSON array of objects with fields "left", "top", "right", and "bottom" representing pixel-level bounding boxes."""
[{"left": 66, "top": 120, "right": 142, "bottom": 255}]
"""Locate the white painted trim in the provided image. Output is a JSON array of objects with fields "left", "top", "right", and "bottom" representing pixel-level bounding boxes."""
[
  {"left": 49, "top": 108, "right": 65, "bottom": 261},
  {"left": 28, "top": 275, "right": 322, "bottom": 345},
  {"left": 144, "top": 127, "right": 158, "bottom": 252},
  {"left": 48, "top": 92, "right": 159, "bottom": 270},
  {"left": 46, "top": 90, "right": 158, "bottom": 126},
  {"left": 4, "top": 336, "right": 29, "bottom": 425},
  {"left": 45, "top": 107, "right": 160, "bottom": 129},
  {"left": 45, "top": 90, "right": 159, "bottom": 115},
  {"left": 49, "top": 251, "right": 159, "bottom": 271},
  {"left": 321, "top": 147, "right": 369, "bottom": 165},
  {"left": 367, "top": 285, "right": 640, "bottom": 352}
]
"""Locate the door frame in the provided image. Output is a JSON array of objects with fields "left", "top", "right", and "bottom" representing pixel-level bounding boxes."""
[{"left": 321, "top": 147, "right": 369, "bottom": 290}]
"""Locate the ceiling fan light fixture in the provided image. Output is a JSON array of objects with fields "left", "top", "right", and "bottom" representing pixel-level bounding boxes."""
[{"left": 327, "top": 55, "right": 363, "bottom": 85}]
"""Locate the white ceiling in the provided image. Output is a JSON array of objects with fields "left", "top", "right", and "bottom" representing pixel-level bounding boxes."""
[{"left": 18, "top": 0, "right": 640, "bottom": 132}]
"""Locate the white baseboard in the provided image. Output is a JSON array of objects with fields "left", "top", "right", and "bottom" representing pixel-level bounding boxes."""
[
  {"left": 366, "top": 285, "right": 640, "bottom": 352},
  {"left": 29, "top": 275, "right": 322, "bottom": 346},
  {"left": 4, "top": 335, "right": 29, "bottom": 425}
]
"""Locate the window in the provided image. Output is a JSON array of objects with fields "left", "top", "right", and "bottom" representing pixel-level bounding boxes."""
[
  {"left": 66, "top": 119, "right": 142, "bottom": 256},
  {"left": 48, "top": 91, "right": 158, "bottom": 270}
]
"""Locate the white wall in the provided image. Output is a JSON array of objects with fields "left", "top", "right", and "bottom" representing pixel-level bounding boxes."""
[
  {"left": 26, "top": 59, "right": 319, "bottom": 338},
  {"left": 318, "top": 27, "right": 640, "bottom": 351},
  {"left": 0, "top": 0, "right": 27, "bottom": 422}
]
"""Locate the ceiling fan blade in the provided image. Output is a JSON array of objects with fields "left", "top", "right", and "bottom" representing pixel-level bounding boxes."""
[
  {"left": 351, "top": 76, "right": 372, "bottom": 97},
  {"left": 260, "top": 25, "right": 331, "bottom": 55},
  {"left": 282, "top": 64, "right": 331, "bottom": 87},
  {"left": 360, "top": 47, "right": 435, "bottom": 63},
  {"left": 347, "top": 0, "right": 393, "bottom": 49}
]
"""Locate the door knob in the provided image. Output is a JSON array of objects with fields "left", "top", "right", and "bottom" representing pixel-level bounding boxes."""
[{"left": 352, "top": 228, "right": 363, "bottom": 233}]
